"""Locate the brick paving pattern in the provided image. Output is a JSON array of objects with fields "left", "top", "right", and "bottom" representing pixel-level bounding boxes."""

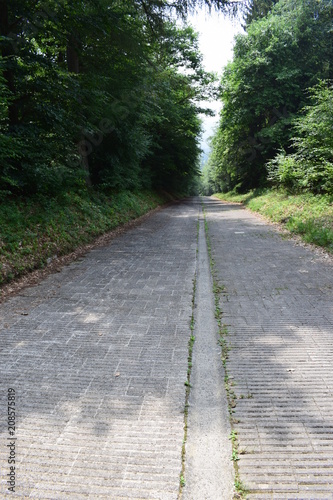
[
  {"left": 0, "top": 201, "right": 198, "bottom": 499},
  {"left": 204, "top": 197, "right": 333, "bottom": 500},
  {"left": 2, "top": 196, "right": 333, "bottom": 500}
]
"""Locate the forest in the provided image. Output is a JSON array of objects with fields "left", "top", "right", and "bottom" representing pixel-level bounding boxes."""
[
  {"left": 0, "top": 0, "right": 226, "bottom": 196},
  {"left": 2, "top": 0, "right": 332, "bottom": 199},
  {"left": 203, "top": 0, "right": 333, "bottom": 195},
  {"left": 0, "top": 0, "right": 332, "bottom": 284},
  {"left": 0, "top": 0, "right": 236, "bottom": 284}
]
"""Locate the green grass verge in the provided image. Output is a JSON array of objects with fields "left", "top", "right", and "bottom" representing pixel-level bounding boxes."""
[
  {"left": 214, "top": 189, "right": 333, "bottom": 253},
  {"left": 0, "top": 189, "right": 169, "bottom": 286}
]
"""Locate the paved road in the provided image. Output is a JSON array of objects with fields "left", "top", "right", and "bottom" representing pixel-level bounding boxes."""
[
  {"left": 183, "top": 214, "right": 234, "bottom": 499},
  {"left": 204, "top": 197, "right": 333, "bottom": 499},
  {"left": 0, "top": 201, "right": 198, "bottom": 499},
  {"left": 1, "top": 196, "right": 333, "bottom": 499}
]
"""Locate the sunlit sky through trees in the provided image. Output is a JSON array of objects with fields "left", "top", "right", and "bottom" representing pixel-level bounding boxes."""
[{"left": 188, "top": 8, "right": 243, "bottom": 163}]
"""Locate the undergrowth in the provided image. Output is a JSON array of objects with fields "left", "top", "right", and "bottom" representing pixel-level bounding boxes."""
[{"left": 0, "top": 189, "right": 168, "bottom": 287}]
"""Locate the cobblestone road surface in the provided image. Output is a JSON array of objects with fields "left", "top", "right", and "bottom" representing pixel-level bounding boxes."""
[
  {"left": 0, "top": 201, "right": 198, "bottom": 499},
  {"left": 204, "top": 197, "right": 333, "bottom": 500},
  {"left": 1, "top": 196, "right": 333, "bottom": 500}
]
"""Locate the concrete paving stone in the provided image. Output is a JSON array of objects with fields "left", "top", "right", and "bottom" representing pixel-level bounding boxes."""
[
  {"left": 88, "top": 487, "right": 177, "bottom": 499},
  {"left": 298, "top": 485, "right": 333, "bottom": 494},
  {"left": 253, "top": 482, "right": 300, "bottom": 492},
  {"left": 204, "top": 196, "right": 333, "bottom": 499},
  {"left": 298, "top": 477, "right": 333, "bottom": 485},
  {"left": 29, "top": 487, "right": 90, "bottom": 498},
  {"left": 272, "top": 495, "right": 332, "bottom": 500}
]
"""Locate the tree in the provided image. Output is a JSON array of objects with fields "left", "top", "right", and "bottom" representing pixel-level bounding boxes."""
[
  {"left": 141, "top": 22, "right": 216, "bottom": 192},
  {"left": 0, "top": 0, "right": 223, "bottom": 196},
  {"left": 209, "top": 0, "right": 333, "bottom": 193},
  {"left": 241, "top": 0, "right": 279, "bottom": 27},
  {"left": 268, "top": 82, "right": 333, "bottom": 194},
  {"left": 0, "top": 0, "right": 92, "bottom": 193}
]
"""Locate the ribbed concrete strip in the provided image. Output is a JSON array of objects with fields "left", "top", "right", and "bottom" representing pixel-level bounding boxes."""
[
  {"left": 183, "top": 214, "right": 234, "bottom": 499},
  {"left": 204, "top": 196, "right": 333, "bottom": 499},
  {"left": 0, "top": 201, "right": 198, "bottom": 499}
]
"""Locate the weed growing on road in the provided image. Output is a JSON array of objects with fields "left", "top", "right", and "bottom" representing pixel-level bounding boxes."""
[
  {"left": 231, "top": 449, "right": 239, "bottom": 462},
  {"left": 179, "top": 265, "right": 197, "bottom": 496},
  {"left": 229, "top": 430, "right": 237, "bottom": 442},
  {"left": 234, "top": 478, "right": 248, "bottom": 499},
  {"left": 202, "top": 203, "right": 248, "bottom": 500}
]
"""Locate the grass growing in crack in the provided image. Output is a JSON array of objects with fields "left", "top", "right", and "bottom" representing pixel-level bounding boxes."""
[
  {"left": 234, "top": 479, "right": 248, "bottom": 499},
  {"left": 202, "top": 202, "right": 248, "bottom": 500},
  {"left": 179, "top": 259, "right": 197, "bottom": 496}
]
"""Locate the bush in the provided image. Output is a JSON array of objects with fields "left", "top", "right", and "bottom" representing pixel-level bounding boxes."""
[
  {"left": 267, "top": 151, "right": 298, "bottom": 190},
  {"left": 268, "top": 82, "right": 333, "bottom": 194}
]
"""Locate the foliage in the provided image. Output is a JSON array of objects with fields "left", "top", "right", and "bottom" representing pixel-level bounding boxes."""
[
  {"left": 214, "top": 189, "right": 333, "bottom": 253},
  {"left": 241, "top": 0, "right": 279, "bottom": 26},
  {"left": 268, "top": 82, "right": 333, "bottom": 194},
  {"left": 0, "top": 0, "right": 230, "bottom": 197},
  {"left": 206, "top": 0, "right": 333, "bottom": 194}
]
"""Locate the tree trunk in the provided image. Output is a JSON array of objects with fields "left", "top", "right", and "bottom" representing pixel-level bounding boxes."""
[
  {"left": 67, "top": 33, "right": 92, "bottom": 187},
  {"left": 0, "top": 0, "right": 19, "bottom": 126}
]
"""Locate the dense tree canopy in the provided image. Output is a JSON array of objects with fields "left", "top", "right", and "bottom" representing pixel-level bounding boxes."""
[
  {"left": 3, "top": 0, "right": 330, "bottom": 198},
  {"left": 0, "top": 0, "right": 236, "bottom": 197},
  {"left": 241, "top": 0, "right": 278, "bottom": 26},
  {"left": 205, "top": 0, "right": 333, "bottom": 194}
]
